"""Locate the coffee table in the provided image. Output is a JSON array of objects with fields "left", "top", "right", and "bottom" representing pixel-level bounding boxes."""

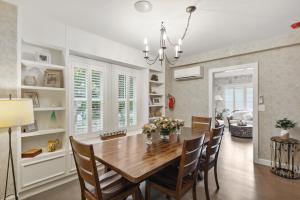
[{"left": 230, "top": 123, "right": 253, "bottom": 138}]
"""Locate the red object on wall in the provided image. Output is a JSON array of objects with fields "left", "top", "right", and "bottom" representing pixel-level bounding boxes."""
[
  {"left": 291, "top": 22, "right": 300, "bottom": 29},
  {"left": 168, "top": 94, "right": 175, "bottom": 110}
]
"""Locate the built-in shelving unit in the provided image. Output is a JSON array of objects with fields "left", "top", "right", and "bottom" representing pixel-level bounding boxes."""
[
  {"left": 148, "top": 68, "right": 165, "bottom": 121},
  {"left": 17, "top": 40, "right": 69, "bottom": 192}
]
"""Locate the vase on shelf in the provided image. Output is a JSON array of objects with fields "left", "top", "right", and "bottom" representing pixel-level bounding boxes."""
[
  {"left": 160, "top": 128, "right": 170, "bottom": 140},
  {"left": 280, "top": 129, "right": 289, "bottom": 139},
  {"left": 145, "top": 133, "right": 153, "bottom": 145}
]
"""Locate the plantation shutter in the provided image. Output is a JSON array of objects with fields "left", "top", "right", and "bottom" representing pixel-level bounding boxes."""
[
  {"left": 91, "top": 70, "right": 104, "bottom": 131},
  {"left": 129, "top": 76, "right": 137, "bottom": 126},
  {"left": 118, "top": 74, "right": 127, "bottom": 128},
  {"left": 73, "top": 67, "right": 88, "bottom": 134}
]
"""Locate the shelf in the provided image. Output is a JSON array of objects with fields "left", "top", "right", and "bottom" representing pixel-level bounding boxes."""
[
  {"left": 21, "top": 129, "right": 65, "bottom": 138},
  {"left": 33, "top": 107, "right": 65, "bottom": 111},
  {"left": 149, "top": 105, "right": 163, "bottom": 107},
  {"left": 21, "top": 149, "right": 66, "bottom": 163},
  {"left": 149, "top": 93, "right": 163, "bottom": 96},
  {"left": 149, "top": 81, "right": 164, "bottom": 85},
  {"left": 149, "top": 117, "right": 160, "bottom": 120},
  {"left": 150, "top": 69, "right": 163, "bottom": 73},
  {"left": 21, "top": 59, "right": 65, "bottom": 70},
  {"left": 21, "top": 85, "right": 66, "bottom": 91}
]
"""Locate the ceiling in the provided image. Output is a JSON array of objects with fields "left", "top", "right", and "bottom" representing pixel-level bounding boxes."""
[{"left": 15, "top": 0, "right": 300, "bottom": 57}]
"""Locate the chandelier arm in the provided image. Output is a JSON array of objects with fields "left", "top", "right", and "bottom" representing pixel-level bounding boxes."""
[
  {"left": 165, "top": 54, "right": 177, "bottom": 65},
  {"left": 146, "top": 55, "right": 159, "bottom": 65}
]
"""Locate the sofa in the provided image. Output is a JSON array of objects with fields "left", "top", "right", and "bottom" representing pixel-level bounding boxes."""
[{"left": 227, "top": 110, "right": 253, "bottom": 131}]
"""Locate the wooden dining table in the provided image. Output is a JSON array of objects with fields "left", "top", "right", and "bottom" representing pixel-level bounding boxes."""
[{"left": 93, "top": 127, "right": 208, "bottom": 184}]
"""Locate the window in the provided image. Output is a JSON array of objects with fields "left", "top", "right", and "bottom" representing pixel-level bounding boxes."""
[
  {"left": 224, "top": 86, "right": 253, "bottom": 112},
  {"left": 72, "top": 62, "right": 105, "bottom": 135},
  {"left": 116, "top": 73, "right": 138, "bottom": 129}
]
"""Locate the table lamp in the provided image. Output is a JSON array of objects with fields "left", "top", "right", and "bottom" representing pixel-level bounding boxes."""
[{"left": 0, "top": 96, "right": 34, "bottom": 200}]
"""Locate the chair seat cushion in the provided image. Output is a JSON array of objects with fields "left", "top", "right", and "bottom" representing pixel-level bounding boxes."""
[
  {"left": 87, "top": 170, "right": 135, "bottom": 200},
  {"left": 148, "top": 166, "right": 193, "bottom": 193}
]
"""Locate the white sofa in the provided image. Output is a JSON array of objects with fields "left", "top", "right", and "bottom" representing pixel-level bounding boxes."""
[{"left": 227, "top": 110, "right": 253, "bottom": 130}]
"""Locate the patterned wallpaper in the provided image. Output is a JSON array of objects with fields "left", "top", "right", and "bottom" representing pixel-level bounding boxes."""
[
  {"left": 0, "top": 2, "right": 17, "bottom": 199},
  {"left": 166, "top": 44, "right": 300, "bottom": 161}
]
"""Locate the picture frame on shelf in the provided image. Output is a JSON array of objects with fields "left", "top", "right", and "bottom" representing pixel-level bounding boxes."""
[
  {"left": 23, "top": 92, "right": 40, "bottom": 107},
  {"left": 22, "top": 120, "right": 38, "bottom": 133},
  {"left": 152, "top": 97, "right": 161, "bottom": 105},
  {"left": 44, "top": 69, "right": 63, "bottom": 88},
  {"left": 36, "top": 51, "right": 51, "bottom": 64}
]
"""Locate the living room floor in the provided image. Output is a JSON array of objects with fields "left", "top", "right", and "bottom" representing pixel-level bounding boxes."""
[{"left": 27, "top": 130, "right": 300, "bottom": 200}]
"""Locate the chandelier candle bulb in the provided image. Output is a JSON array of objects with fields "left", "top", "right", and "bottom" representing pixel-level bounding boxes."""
[
  {"left": 178, "top": 39, "right": 183, "bottom": 53},
  {"left": 175, "top": 45, "right": 179, "bottom": 58},
  {"left": 144, "top": 38, "right": 148, "bottom": 45},
  {"left": 159, "top": 48, "right": 163, "bottom": 61}
]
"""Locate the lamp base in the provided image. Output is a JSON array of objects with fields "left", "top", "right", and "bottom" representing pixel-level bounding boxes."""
[{"left": 4, "top": 127, "right": 18, "bottom": 200}]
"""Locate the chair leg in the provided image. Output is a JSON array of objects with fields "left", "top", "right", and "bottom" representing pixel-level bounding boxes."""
[
  {"left": 193, "top": 182, "right": 197, "bottom": 200},
  {"left": 214, "top": 163, "right": 220, "bottom": 190},
  {"left": 145, "top": 182, "right": 151, "bottom": 200},
  {"left": 204, "top": 170, "right": 210, "bottom": 200},
  {"left": 198, "top": 170, "right": 203, "bottom": 181}
]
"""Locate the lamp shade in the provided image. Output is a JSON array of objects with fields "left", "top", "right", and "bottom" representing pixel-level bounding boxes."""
[
  {"left": 215, "top": 95, "right": 223, "bottom": 101},
  {"left": 0, "top": 99, "right": 34, "bottom": 128}
]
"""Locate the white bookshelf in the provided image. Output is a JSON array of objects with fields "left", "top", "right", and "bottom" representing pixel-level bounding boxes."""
[
  {"left": 21, "top": 85, "right": 66, "bottom": 91},
  {"left": 148, "top": 67, "right": 165, "bottom": 121},
  {"left": 22, "top": 59, "right": 65, "bottom": 70},
  {"left": 33, "top": 107, "right": 65, "bottom": 111},
  {"left": 21, "top": 129, "right": 65, "bottom": 138}
]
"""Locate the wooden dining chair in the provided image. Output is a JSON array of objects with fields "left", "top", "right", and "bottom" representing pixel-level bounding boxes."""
[
  {"left": 191, "top": 116, "right": 212, "bottom": 133},
  {"left": 198, "top": 125, "right": 225, "bottom": 200},
  {"left": 145, "top": 135, "right": 205, "bottom": 200},
  {"left": 69, "top": 136, "right": 142, "bottom": 200}
]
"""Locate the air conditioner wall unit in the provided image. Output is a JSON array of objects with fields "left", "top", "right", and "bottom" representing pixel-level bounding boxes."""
[{"left": 174, "top": 66, "right": 203, "bottom": 80}]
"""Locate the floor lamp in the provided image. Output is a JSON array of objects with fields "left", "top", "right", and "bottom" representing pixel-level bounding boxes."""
[{"left": 0, "top": 96, "right": 34, "bottom": 200}]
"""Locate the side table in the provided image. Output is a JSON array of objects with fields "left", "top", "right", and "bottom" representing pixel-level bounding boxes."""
[{"left": 270, "top": 136, "right": 300, "bottom": 179}]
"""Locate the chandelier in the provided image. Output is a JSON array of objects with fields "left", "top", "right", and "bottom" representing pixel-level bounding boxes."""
[{"left": 143, "top": 6, "right": 197, "bottom": 65}]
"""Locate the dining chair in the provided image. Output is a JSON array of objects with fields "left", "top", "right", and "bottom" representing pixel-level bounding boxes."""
[
  {"left": 145, "top": 135, "right": 205, "bottom": 200},
  {"left": 69, "top": 136, "right": 142, "bottom": 200},
  {"left": 191, "top": 116, "right": 212, "bottom": 133},
  {"left": 198, "top": 125, "right": 225, "bottom": 200}
]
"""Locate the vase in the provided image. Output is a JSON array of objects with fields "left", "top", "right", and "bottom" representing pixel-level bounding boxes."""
[
  {"left": 280, "top": 129, "right": 289, "bottom": 139},
  {"left": 145, "top": 133, "right": 152, "bottom": 145},
  {"left": 160, "top": 128, "right": 170, "bottom": 140},
  {"left": 176, "top": 127, "right": 182, "bottom": 135}
]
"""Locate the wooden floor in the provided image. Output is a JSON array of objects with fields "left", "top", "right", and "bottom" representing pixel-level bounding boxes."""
[{"left": 27, "top": 130, "right": 300, "bottom": 200}]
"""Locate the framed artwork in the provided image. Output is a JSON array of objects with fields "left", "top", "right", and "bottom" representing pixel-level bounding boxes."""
[
  {"left": 44, "top": 70, "right": 62, "bottom": 88},
  {"left": 152, "top": 97, "right": 161, "bottom": 105},
  {"left": 23, "top": 92, "right": 40, "bottom": 107},
  {"left": 36, "top": 51, "right": 51, "bottom": 64}
]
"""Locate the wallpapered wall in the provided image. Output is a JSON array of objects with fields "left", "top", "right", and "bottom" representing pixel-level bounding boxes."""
[
  {"left": 166, "top": 44, "right": 300, "bottom": 161},
  {"left": 0, "top": 2, "right": 18, "bottom": 199}
]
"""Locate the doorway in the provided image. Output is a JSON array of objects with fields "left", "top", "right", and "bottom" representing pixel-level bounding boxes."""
[{"left": 208, "top": 63, "right": 259, "bottom": 163}]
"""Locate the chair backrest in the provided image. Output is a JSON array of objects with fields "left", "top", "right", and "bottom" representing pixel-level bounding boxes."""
[
  {"left": 205, "top": 125, "right": 225, "bottom": 167},
  {"left": 70, "top": 136, "right": 102, "bottom": 200},
  {"left": 192, "top": 116, "right": 212, "bottom": 132},
  {"left": 177, "top": 135, "right": 205, "bottom": 192}
]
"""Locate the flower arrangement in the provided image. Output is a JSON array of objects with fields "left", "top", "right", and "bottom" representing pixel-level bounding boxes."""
[
  {"left": 153, "top": 117, "right": 177, "bottom": 131},
  {"left": 142, "top": 123, "right": 157, "bottom": 134},
  {"left": 173, "top": 119, "right": 185, "bottom": 129},
  {"left": 275, "top": 118, "right": 297, "bottom": 130}
]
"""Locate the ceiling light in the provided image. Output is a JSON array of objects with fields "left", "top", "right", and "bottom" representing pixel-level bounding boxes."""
[{"left": 134, "top": 1, "right": 152, "bottom": 13}]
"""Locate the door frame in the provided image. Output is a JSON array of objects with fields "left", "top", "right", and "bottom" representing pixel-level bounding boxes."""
[{"left": 208, "top": 62, "right": 259, "bottom": 163}]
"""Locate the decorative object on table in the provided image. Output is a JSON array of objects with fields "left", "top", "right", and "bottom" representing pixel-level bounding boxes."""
[
  {"left": 0, "top": 95, "right": 34, "bottom": 200},
  {"left": 141, "top": 4, "right": 197, "bottom": 66},
  {"left": 22, "top": 120, "right": 38, "bottom": 133},
  {"left": 100, "top": 129, "right": 127, "bottom": 140},
  {"left": 152, "top": 97, "right": 161, "bottom": 105},
  {"left": 275, "top": 118, "right": 297, "bottom": 139},
  {"left": 153, "top": 117, "right": 176, "bottom": 140},
  {"left": 50, "top": 111, "right": 57, "bottom": 121},
  {"left": 150, "top": 74, "right": 158, "bottom": 81},
  {"left": 47, "top": 139, "right": 60, "bottom": 152},
  {"left": 142, "top": 123, "right": 157, "bottom": 144},
  {"left": 36, "top": 51, "right": 51, "bottom": 63},
  {"left": 216, "top": 109, "right": 229, "bottom": 120},
  {"left": 23, "top": 75, "right": 37, "bottom": 86},
  {"left": 23, "top": 92, "right": 40, "bottom": 107},
  {"left": 237, "top": 120, "right": 247, "bottom": 126},
  {"left": 174, "top": 119, "right": 184, "bottom": 135},
  {"left": 270, "top": 136, "right": 300, "bottom": 179},
  {"left": 21, "top": 148, "right": 42, "bottom": 158},
  {"left": 214, "top": 94, "right": 223, "bottom": 117},
  {"left": 44, "top": 69, "right": 63, "bottom": 88}
]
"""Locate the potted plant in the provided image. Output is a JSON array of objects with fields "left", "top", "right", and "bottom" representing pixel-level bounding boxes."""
[
  {"left": 173, "top": 119, "right": 185, "bottom": 134},
  {"left": 142, "top": 123, "right": 157, "bottom": 144},
  {"left": 275, "top": 118, "right": 297, "bottom": 138},
  {"left": 153, "top": 117, "right": 176, "bottom": 139}
]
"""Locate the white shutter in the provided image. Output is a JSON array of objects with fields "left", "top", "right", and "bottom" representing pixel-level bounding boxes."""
[
  {"left": 73, "top": 67, "right": 88, "bottom": 134},
  {"left": 118, "top": 74, "right": 127, "bottom": 128},
  {"left": 91, "top": 70, "right": 103, "bottom": 131},
  {"left": 129, "top": 76, "right": 137, "bottom": 126}
]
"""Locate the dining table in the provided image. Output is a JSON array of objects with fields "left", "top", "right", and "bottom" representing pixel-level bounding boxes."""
[{"left": 93, "top": 127, "right": 208, "bottom": 184}]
